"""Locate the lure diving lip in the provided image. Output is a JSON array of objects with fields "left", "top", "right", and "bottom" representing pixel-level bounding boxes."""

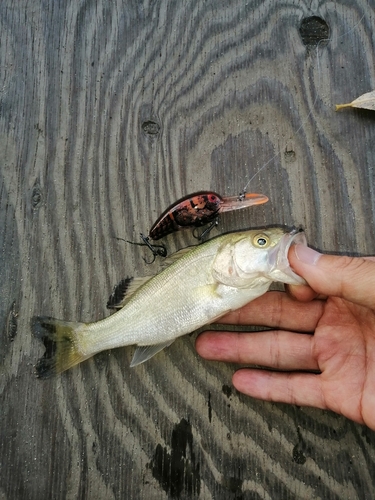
[{"left": 218, "top": 192, "right": 269, "bottom": 213}]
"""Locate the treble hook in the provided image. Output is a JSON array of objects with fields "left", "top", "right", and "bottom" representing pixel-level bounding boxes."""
[
  {"left": 139, "top": 233, "right": 167, "bottom": 264},
  {"left": 114, "top": 235, "right": 167, "bottom": 264},
  {"left": 192, "top": 218, "right": 219, "bottom": 241}
]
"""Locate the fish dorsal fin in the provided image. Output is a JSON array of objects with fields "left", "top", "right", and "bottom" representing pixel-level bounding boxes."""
[
  {"left": 107, "top": 278, "right": 132, "bottom": 309},
  {"left": 107, "top": 276, "right": 153, "bottom": 309},
  {"left": 161, "top": 246, "right": 195, "bottom": 268},
  {"left": 130, "top": 340, "right": 175, "bottom": 367}
]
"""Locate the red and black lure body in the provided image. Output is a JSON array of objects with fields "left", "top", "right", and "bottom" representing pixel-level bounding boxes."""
[
  {"left": 149, "top": 191, "right": 269, "bottom": 240},
  {"left": 128, "top": 190, "right": 268, "bottom": 263}
]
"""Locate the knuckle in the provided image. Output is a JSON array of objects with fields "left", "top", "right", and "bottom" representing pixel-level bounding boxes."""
[
  {"left": 325, "top": 255, "right": 374, "bottom": 297},
  {"left": 332, "top": 255, "right": 373, "bottom": 276},
  {"left": 269, "top": 330, "right": 282, "bottom": 368},
  {"left": 268, "top": 292, "right": 284, "bottom": 327}
]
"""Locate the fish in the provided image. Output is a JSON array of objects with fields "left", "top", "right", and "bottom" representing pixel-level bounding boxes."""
[
  {"left": 148, "top": 191, "right": 269, "bottom": 240},
  {"left": 32, "top": 227, "right": 306, "bottom": 378}
]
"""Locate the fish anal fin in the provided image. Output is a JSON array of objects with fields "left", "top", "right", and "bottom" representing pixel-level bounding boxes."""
[
  {"left": 130, "top": 340, "right": 175, "bottom": 367},
  {"left": 107, "top": 276, "right": 153, "bottom": 309}
]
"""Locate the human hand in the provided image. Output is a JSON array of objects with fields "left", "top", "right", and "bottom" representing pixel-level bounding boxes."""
[{"left": 196, "top": 245, "right": 375, "bottom": 429}]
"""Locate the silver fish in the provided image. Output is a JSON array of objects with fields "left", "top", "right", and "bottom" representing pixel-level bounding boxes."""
[{"left": 33, "top": 227, "right": 306, "bottom": 378}]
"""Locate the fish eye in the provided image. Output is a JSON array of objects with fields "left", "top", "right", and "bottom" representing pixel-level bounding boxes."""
[{"left": 253, "top": 234, "right": 270, "bottom": 248}]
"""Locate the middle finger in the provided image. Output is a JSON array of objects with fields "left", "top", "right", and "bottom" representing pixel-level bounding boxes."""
[{"left": 196, "top": 330, "right": 319, "bottom": 371}]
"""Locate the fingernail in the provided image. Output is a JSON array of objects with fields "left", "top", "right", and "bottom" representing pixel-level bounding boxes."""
[{"left": 294, "top": 244, "right": 322, "bottom": 266}]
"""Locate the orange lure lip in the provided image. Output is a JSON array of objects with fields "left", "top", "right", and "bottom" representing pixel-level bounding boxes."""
[{"left": 218, "top": 193, "right": 269, "bottom": 212}]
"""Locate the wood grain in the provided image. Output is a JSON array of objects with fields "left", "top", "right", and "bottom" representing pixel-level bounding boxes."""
[{"left": 1, "top": 0, "right": 375, "bottom": 498}]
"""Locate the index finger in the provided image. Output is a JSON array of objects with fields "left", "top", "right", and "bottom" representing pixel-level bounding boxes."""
[{"left": 219, "top": 291, "right": 324, "bottom": 331}]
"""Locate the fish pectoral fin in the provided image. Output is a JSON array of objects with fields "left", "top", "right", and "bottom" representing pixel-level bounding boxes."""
[
  {"left": 130, "top": 340, "right": 175, "bottom": 367},
  {"left": 201, "top": 282, "right": 227, "bottom": 299}
]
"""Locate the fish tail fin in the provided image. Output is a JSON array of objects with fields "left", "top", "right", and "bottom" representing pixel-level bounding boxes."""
[{"left": 32, "top": 316, "right": 87, "bottom": 378}]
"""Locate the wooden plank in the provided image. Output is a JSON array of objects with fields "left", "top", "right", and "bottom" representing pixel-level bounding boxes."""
[{"left": 1, "top": 0, "right": 375, "bottom": 498}]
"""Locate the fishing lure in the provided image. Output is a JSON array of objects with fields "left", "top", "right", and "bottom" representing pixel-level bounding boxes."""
[
  {"left": 130, "top": 191, "right": 268, "bottom": 263},
  {"left": 149, "top": 191, "right": 268, "bottom": 240}
]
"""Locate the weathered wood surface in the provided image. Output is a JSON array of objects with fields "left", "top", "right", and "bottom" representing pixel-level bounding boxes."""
[{"left": 1, "top": 1, "right": 375, "bottom": 498}]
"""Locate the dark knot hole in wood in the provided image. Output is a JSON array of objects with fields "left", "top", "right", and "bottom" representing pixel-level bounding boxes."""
[
  {"left": 142, "top": 120, "right": 161, "bottom": 135},
  {"left": 299, "top": 16, "right": 330, "bottom": 48}
]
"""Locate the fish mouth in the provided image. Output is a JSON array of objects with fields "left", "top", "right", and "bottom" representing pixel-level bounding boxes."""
[{"left": 267, "top": 229, "right": 307, "bottom": 285}]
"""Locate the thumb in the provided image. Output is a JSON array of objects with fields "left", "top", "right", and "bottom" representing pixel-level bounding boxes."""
[{"left": 289, "top": 244, "right": 375, "bottom": 309}]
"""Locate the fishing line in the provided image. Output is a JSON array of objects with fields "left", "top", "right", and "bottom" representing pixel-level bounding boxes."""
[
  {"left": 239, "top": 12, "right": 365, "bottom": 197},
  {"left": 121, "top": 14, "right": 366, "bottom": 261}
]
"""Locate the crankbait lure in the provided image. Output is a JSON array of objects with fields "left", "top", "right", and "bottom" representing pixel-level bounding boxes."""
[
  {"left": 149, "top": 191, "right": 268, "bottom": 240},
  {"left": 130, "top": 191, "right": 268, "bottom": 262}
]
